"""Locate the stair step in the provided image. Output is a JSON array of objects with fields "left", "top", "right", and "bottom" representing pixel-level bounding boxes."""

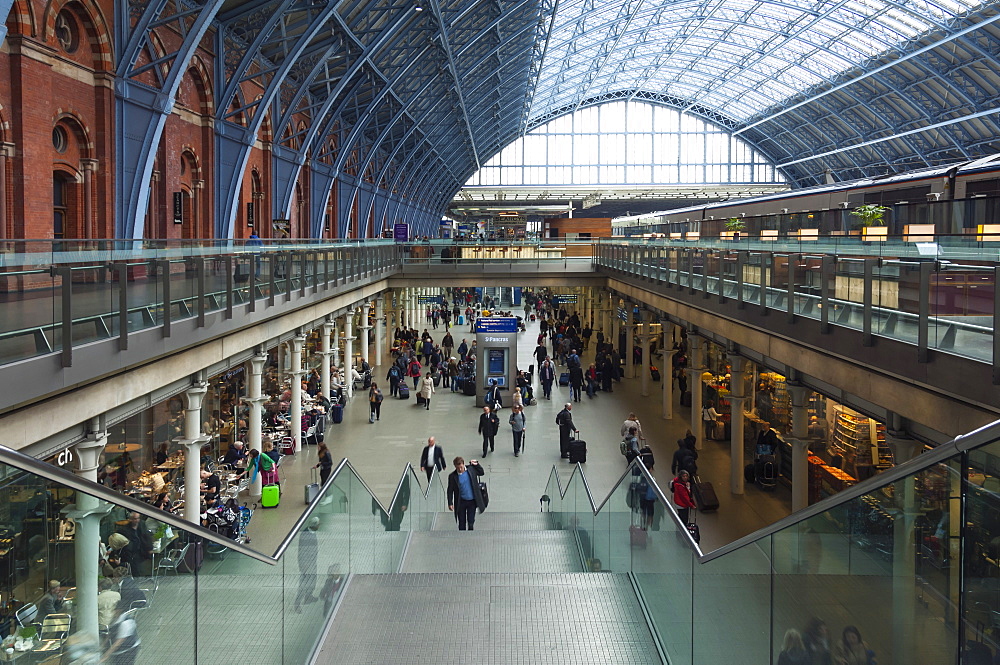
[
  {"left": 320, "top": 573, "right": 660, "bottom": 665},
  {"left": 431, "top": 511, "right": 556, "bottom": 531},
  {"left": 402, "top": 530, "right": 582, "bottom": 573}
]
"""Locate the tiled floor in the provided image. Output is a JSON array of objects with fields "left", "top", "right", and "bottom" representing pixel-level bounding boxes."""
[{"left": 246, "top": 311, "right": 795, "bottom": 556}]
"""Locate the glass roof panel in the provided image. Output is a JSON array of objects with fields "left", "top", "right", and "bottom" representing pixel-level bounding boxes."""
[{"left": 527, "top": 0, "right": 990, "bottom": 124}]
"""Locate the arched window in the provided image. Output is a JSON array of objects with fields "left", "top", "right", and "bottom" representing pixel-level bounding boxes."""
[
  {"left": 466, "top": 101, "right": 783, "bottom": 187},
  {"left": 53, "top": 172, "right": 73, "bottom": 239}
]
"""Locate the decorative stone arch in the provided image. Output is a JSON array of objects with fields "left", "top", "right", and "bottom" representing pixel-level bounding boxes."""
[
  {"left": 9, "top": 0, "right": 37, "bottom": 38},
  {"left": 185, "top": 55, "right": 214, "bottom": 116},
  {"left": 178, "top": 146, "right": 205, "bottom": 238},
  {"left": 53, "top": 110, "right": 93, "bottom": 159},
  {"left": 42, "top": 0, "right": 113, "bottom": 71}
]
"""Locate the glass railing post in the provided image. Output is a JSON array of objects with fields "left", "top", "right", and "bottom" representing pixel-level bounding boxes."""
[
  {"left": 787, "top": 253, "right": 798, "bottom": 324},
  {"left": 736, "top": 251, "right": 746, "bottom": 309},
  {"left": 863, "top": 257, "right": 876, "bottom": 346},
  {"left": 918, "top": 262, "right": 932, "bottom": 363},
  {"left": 820, "top": 255, "right": 832, "bottom": 332}
]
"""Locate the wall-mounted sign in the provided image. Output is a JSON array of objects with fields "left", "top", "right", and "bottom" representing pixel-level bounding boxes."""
[
  {"left": 475, "top": 317, "right": 518, "bottom": 333},
  {"left": 417, "top": 295, "right": 443, "bottom": 304},
  {"left": 173, "top": 192, "right": 183, "bottom": 224},
  {"left": 246, "top": 201, "right": 255, "bottom": 227},
  {"left": 393, "top": 223, "right": 409, "bottom": 242},
  {"left": 553, "top": 294, "right": 579, "bottom": 304}
]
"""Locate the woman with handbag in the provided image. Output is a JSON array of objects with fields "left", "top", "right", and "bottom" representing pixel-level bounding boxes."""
[{"left": 369, "top": 382, "right": 384, "bottom": 422}]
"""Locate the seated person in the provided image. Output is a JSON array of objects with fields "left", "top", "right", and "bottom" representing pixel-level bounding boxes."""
[
  {"left": 97, "top": 578, "right": 121, "bottom": 627},
  {"left": 38, "top": 580, "right": 64, "bottom": 619},
  {"left": 222, "top": 441, "right": 247, "bottom": 467},
  {"left": 200, "top": 470, "right": 222, "bottom": 502}
]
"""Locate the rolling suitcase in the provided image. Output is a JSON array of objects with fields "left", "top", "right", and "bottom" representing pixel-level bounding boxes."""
[
  {"left": 687, "top": 511, "right": 701, "bottom": 543},
  {"left": 629, "top": 524, "right": 647, "bottom": 548},
  {"left": 181, "top": 540, "right": 204, "bottom": 573},
  {"left": 261, "top": 483, "right": 280, "bottom": 508},
  {"left": 398, "top": 384, "right": 410, "bottom": 399},
  {"left": 416, "top": 394, "right": 425, "bottom": 405},
  {"left": 693, "top": 475, "right": 719, "bottom": 512},
  {"left": 305, "top": 468, "right": 320, "bottom": 504},
  {"left": 559, "top": 372, "right": 570, "bottom": 386},
  {"left": 234, "top": 262, "right": 250, "bottom": 284},
  {"left": 330, "top": 404, "right": 344, "bottom": 424},
  {"left": 463, "top": 380, "right": 476, "bottom": 396},
  {"left": 568, "top": 434, "right": 587, "bottom": 464}
]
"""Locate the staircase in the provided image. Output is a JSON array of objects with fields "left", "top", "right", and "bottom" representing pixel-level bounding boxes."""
[{"left": 316, "top": 512, "right": 662, "bottom": 664}]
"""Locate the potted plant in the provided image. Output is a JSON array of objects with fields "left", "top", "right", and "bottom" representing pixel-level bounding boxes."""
[
  {"left": 725, "top": 217, "right": 745, "bottom": 240},
  {"left": 850, "top": 204, "right": 889, "bottom": 240}
]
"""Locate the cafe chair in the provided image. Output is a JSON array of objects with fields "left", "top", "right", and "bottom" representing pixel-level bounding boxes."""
[
  {"left": 39, "top": 613, "right": 71, "bottom": 642},
  {"left": 15, "top": 603, "right": 37, "bottom": 627},
  {"left": 156, "top": 543, "right": 190, "bottom": 577}
]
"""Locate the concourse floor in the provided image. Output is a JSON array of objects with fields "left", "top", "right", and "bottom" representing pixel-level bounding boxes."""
[{"left": 245, "top": 313, "right": 794, "bottom": 555}]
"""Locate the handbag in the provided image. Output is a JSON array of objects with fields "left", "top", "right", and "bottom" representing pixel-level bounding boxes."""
[{"left": 478, "top": 482, "right": 490, "bottom": 511}]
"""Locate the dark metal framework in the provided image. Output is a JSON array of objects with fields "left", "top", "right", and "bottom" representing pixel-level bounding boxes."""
[{"left": 99, "top": 0, "right": 1000, "bottom": 237}]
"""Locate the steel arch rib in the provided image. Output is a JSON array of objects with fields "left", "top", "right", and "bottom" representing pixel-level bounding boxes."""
[{"left": 115, "top": 0, "right": 227, "bottom": 238}]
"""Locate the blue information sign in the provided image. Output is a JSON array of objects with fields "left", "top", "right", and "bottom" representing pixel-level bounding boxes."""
[
  {"left": 393, "top": 223, "right": 409, "bottom": 242},
  {"left": 475, "top": 317, "right": 518, "bottom": 333}
]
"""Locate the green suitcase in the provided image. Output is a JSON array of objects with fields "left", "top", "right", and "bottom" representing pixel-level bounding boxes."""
[{"left": 261, "top": 483, "right": 280, "bottom": 508}]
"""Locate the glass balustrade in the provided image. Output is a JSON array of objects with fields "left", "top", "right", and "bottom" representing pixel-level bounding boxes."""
[
  {"left": 543, "top": 423, "right": 1000, "bottom": 665},
  {"left": 0, "top": 444, "right": 441, "bottom": 664}
]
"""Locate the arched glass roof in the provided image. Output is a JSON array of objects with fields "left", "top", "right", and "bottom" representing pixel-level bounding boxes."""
[{"left": 114, "top": 0, "right": 1000, "bottom": 235}]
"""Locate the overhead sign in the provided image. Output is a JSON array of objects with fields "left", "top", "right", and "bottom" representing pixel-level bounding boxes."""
[
  {"left": 393, "top": 223, "right": 409, "bottom": 242},
  {"left": 417, "top": 295, "right": 443, "bottom": 304},
  {"left": 475, "top": 317, "right": 518, "bottom": 333},
  {"left": 553, "top": 294, "right": 579, "bottom": 304}
]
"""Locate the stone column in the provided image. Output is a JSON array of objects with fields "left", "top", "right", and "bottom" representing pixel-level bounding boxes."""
[
  {"left": 344, "top": 313, "right": 355, "bottom": 398},
  {"left": 81, "top": 158, "right": 99, "bottom": 239},
  {"left": 289, "top": 335, "right": 306, "bottom": 453},
  {"left": 889, "top": 433, "right": 922, "bottom": 665},
  {"left": 179, "top": 380, "right": 210, "bottom": 525},
  {"left": 359, "top": 302, "right": 371, "bottom": 367},
  {"left": 375, "top": 297, "right": 384, "bottom": 366},
  {"left": 69, "top": 420, "right": 111, "bottom": 647},
  {"left": 729, "top": 356, "right": 748, "bottom": 495},
  {"left": 244, "top": 354, "right": 268, "bottom": 497},
  {"left": 686, "top": 335, "right": 704, "bottom": 449},
  {"left": 320, "top": 320, "right": 334, "bottom": 401},
  {"left": 660, "top": 329, "right": 677, "bottom": 420},
  {"left": 786, "top": 382, "right": 813, "bottom": 512},
  {"left": 639, "top": 314, "right": 650, "bottom": 397},
  {"left": 331, "top": 317, "right": 341, "bottom": 369},
  {"left": 625, "top": 305, "right": 635, "bottom": 379}
]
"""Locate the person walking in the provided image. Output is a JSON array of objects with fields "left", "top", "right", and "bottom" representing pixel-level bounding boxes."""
[
  {"left": 478, "top": 405, "right": 500, "bottom": 456},
  {"left": 670, "top": 470, "right": 697, "bottom": 525},
  {"left": 314, "top": 443, "right": 334, "bottom": 486},
  {"left": 832, "top": 626, "right": 876, "bottom": 665},
  {"left": 442, "top": 332, "right": 454, "bottom": 362},
  {"left": 418, "top": 372, "right": 435, "bottom": 410},
  {"left": 369, "top": 381, "right": 384, "bottom": 421},
  {"left": 621, "top": 412, "right": 644, "bottom": 441},
  {"left": 419, "top": 436, "right": 446, "bottom": 482},
  {"left": 539, "top": 358, "right": 555, "bottom": 400},
  {"left": 407, "top": 356, "right": 422, "bottom": 389},
  {"left": 569, "top": 364, "right": 584, "bottom": 402},
  {"left": 448, "top": 357, "right": 460, "bottom": 392},
  {"left": 386, "top": 364, "right": 401, "bottom": 397},
  {"left": 555, "top": 403, "right": 578, "bottom": 459},
  {"left": 447, "top": 457, "right": 485, "bottom": 530},
  {"left": 508, "top": 405, "right": 526, "bottom": 457}
]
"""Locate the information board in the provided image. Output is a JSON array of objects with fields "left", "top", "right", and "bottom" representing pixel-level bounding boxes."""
[
  {"left": 475, "top": 317, "right": 518, "bottom": 333},
  {"left": 393, "top": 223, "right": 409, "bottom": 242}
]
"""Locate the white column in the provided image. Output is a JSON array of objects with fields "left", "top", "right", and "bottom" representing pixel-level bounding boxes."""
[
  {"left": 344, "top": 314, "right": 355, "bottom": 398},
  {"left": 359, "top": 303, "right": 371, "bottom": 366},
  {"left": 729, "top": 356, "right": 748, "bottom": 495},
  {"left": 320, "top": 321, "right": 334, "bottom": 401},
  {"left": 70, "top": 421, "right": 110, "bottom": 647},
  {"left": 331, "top": 318, "right": 341, "bottom": 369},
  {"left": 687, "top": 336, "right": 704, "bottom": 449},
  {"left": 375, "top": 297, "right": 384, "bottom": 366},
  {"left": 290, "top": 335, "right": 306, "bottom": 453},
  {"left": 245, "top": 354, "right": 268, "bottom": 497},
  {"left": 661, "top": 334, "right": 677, "bottom": 420},
  {"left": 179, "top": 380, "right": 210, "bottom": 525},
  {"left": 639, "top": 314, "right": 650, "bottom": 397},
  {"left": 625, "top": 306, "right": 635, "bottom": 379},
  {"left": 787, "top": 383, "right": 812, "bottom": 511}
]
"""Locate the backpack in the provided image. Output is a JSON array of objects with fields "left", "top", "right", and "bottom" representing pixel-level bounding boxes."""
[{"left": 389, "top": 366, "right": 400, "bottom": 379}]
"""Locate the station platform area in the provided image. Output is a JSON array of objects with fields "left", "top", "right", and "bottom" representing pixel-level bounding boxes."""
[{"left": 247, "top": 313, "right": 793, "bottom": 556}]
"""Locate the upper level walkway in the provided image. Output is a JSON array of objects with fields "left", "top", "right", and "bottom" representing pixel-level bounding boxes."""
[{"left": 1, "top": 236, "right": 998, "bottom": 448}]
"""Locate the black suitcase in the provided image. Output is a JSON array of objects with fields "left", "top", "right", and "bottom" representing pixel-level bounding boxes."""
[
  {"left": 463, "top": 380, "right": 476, "bottom": 396},
  {"left": 693, "top": 476, "right": 720, "bottom": 512},
  {"left": 181, "top": 540, "right": 204, "bottom": 573},
  {"left": 559, "top": 372, "right": 570, "bottom": 386},
  {"left": 568, "top": 439, "right": 587, "bottom": 464},
  {"left": 234, "top": 263, "right": 250, "bottom": 284},
  {"left": 680, "top": 391, "right": 692, "bottom": 407},
  {"left": 687, "top": 522, "right": 701, "bottom": 544}
]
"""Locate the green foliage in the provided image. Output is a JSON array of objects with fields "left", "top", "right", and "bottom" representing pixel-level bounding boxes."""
[
  {"left": 17, "top": 626, "right": 36, "bottom": 640},
  {"left": 850, "top": 204, "right": 889, "bottom": 228},
  {"left": 725, "top": 217, "right": 745, "bottom": 232}
]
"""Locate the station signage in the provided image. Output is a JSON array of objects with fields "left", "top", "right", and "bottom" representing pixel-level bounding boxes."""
[{"left": 475, "top": 317, "right": 518, "bottom": 333}]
